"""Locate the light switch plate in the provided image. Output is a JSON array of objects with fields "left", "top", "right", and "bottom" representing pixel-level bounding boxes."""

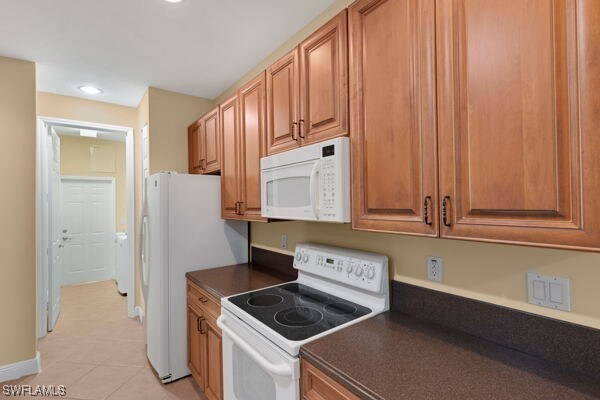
[{"left": 526, "top": 272, "right": 571, "bottom": 311}]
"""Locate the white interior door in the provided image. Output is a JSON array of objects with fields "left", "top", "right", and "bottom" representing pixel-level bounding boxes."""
[
  {"left": 48, "top": 129, "right": 62, "bottom": 331},
  {"left": 61, "top": 178, "right": 116, "bottom": 286}
]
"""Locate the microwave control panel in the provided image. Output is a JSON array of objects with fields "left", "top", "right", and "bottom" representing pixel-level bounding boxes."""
[
  {"left": 294, "top": 243, "right": 388, "bottom": 293},
  {"left": 319, "top": 140, "right": 350, "bottom": 222}
]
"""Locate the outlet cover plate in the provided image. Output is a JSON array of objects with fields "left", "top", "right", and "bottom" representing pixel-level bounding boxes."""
[
  {"left": 427, "top": 256, "right": 443, "bottom": 282},
  {"left": 526, "top": 272, "right": 571, "bottom": 312},
  {"left": 281, "top": 234, "right": 288, "bottom": 249}
]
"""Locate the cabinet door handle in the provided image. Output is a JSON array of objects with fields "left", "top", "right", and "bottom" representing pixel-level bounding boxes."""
[
  {"left": 442, "top": 196, "right": 452, "bottom": 227},
  {"left": 234, "top": 201, "right": 240, "bottom": 215},
  {"left": 200, "top": 319, "right": 207, "bottom": 335},
  {"left": 423, "top": 196, "right": 432, "bottom": 226},
  {"left": 238, "top": 201, "right": 245, "bottom": 215},
  {"left": 197, "top": 316, "right": 205, "bottom": 332},
  {"left": 298, "top": 119, "right": 305, "bottom": 139},
  {"left": 291, "top": 122, "right": 298, "bottom": 141}
]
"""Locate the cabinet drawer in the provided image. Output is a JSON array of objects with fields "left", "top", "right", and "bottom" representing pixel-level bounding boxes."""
[
  {"left": 301, "top": 360, "right": 359, "bottom": 400},
  {"left": 187, "top": 281, "right": 221, "bottom": 320}
]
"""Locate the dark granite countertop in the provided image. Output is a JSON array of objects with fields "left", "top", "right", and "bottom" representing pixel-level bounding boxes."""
[
  {"left": 300, "top": 312, "right": 600, "bottom": 400},
  {"left": 186, "top": 263, "right": 294, "bottom": 300}
]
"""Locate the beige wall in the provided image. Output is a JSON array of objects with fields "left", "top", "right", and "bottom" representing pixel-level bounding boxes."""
[
  {"left": 60, "top": 136, "right": 127, "bottom": 231},
  {"left": 0, "top": 56, "right": 37, "bottom": 365},
  {"left": 252, "top": 222, "right": 600, "bottom": 329},
  {"left": 148, "top": 87, "right": 214, "bottom": 174},
  {"left": 37, "top": 92, "right": 137, "bottom": 129}
]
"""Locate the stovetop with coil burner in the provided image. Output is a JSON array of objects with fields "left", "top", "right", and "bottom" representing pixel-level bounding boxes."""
[{"left": 228, "top": 282, "right": 371, "bottom": 341}]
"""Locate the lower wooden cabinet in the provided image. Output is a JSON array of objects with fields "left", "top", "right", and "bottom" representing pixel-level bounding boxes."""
[
  {"left": 187, "top": 280, "right": 223, "bottom": 400},
  {"left": 301, "top": 360, "right": 359, "bottom": 400}
]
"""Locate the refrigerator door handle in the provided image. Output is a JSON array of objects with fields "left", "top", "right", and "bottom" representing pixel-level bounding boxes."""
[{"left": 141, "top": 216, "right": 149, "bottom": 285}]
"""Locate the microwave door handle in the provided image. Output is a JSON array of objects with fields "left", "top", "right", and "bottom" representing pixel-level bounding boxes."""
[
  {"left": 217, "top": 315, "right": 293, "bottom": 377},
  {"left": 309, "top": 160, "right": 321, "bottom": 219}
]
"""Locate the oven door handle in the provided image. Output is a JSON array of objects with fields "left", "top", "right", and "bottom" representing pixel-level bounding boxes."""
[
  {"left": 217, "top": 315, "right": 293, "bottom": 377},
  {"left": 309, "top": 160, "right": 321, "bottom": 220}
]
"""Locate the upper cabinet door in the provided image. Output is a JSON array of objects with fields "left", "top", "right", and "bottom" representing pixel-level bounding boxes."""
[
  {"left": 266, "top": 49, "right": 300, "bottom": 155},
  {"left": 350, "top": 0, "right": 438, "bottom": 236},
  {"left": 239, "top": 72, "right": 267, "bottom": 222},
  {"left": 203, "top": 107, "right": 221, "bottom": 174},
  {"left": 299, "top": 10, "right": 348, "bottom": 145},
  {"left": 436, "top": 0, "right": 600, "bottom": 249},
  {"left": 188, "top": 120, "right": 204, "bottom": 174},
  {"left": 220, "top": 95, "right": 241, "bottom": 220}
]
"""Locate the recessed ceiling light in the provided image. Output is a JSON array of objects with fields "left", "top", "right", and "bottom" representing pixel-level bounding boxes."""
[
  {"left": 78, "top": 85, "right": 103, "bottom": 95},
  {"left": 164, "top": 0, "right": 183, "bottom": 3},
  {"left": 80, "top": 129, "right": 98, "bottom": 138}
]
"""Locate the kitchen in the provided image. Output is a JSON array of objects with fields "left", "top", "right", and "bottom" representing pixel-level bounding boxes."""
[{"left": 1, "top": 0, "right": 600, "bottom": 399}]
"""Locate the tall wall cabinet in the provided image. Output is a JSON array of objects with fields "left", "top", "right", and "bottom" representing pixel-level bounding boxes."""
[
  {"left": 350, "top": 0, "right": 600, "bottom": 251},
  {"left": 220, "top": 73, "right": 268, "bottom": 221}
]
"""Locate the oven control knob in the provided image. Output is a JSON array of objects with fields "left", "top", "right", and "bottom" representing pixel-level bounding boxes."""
[
  {"left": 295, "top": 253, "right": 302, "bottom": 262},
  {"left": 346, "top": 264, "right": 353, "bottom": 274},
  {"left": 366, "top": 268, "right": 375, "bottom": 280},
  {"left": 302, "top": 254, "right": 310, "bottom": 263},
  {"left": 354, "top": 266, "right": 363, "bottom": 277}
]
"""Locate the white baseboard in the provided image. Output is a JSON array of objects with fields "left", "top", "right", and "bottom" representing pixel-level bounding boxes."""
[
  {"left": 134, "top": 306, "right": 144, "bottom": 324},
  {"left": 0, "top": 352, "right": 41, "bottom": 383}
]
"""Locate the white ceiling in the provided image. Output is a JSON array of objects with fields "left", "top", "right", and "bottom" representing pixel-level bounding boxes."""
[
  {"left": 53, "top": 126, "right": 126, "bottom": 142},
  {"left": 0, "top": 0, "right": 334, "bottom": 107}
]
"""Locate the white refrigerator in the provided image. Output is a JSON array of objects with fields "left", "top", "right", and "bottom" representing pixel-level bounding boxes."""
[{"left": 141, "top": 172, "right": 248, "bottom": 382}]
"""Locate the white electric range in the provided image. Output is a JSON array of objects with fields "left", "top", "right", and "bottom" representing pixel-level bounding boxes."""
[{"left": 217, "top": 243, "right": 389, "bottom": 400}]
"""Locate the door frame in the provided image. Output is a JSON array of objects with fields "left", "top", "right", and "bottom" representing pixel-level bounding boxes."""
[
  {"left": 60, "top": 176, "right": 117, "bottom": 284},
  {"left": 36, "top": 116, "right": 135, "bottom": 338}
]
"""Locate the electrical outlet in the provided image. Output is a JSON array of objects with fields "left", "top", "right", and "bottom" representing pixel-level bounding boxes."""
[
  {"left": 427, "top": 256, "right": 443, "bottom": 282},
  {"left": 281, "top": 234, "right": 288, "bottom": 249}
]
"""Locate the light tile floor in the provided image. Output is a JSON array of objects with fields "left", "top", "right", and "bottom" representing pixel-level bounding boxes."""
[{"left": 3, "top": 280, "right": 206, "bottom": 400}]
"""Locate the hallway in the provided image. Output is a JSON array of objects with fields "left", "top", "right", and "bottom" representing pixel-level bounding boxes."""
[{"left": 5, "top": 280, "right": 205, "bottom": 400}]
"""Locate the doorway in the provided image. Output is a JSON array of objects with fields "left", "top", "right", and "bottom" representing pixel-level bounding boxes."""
[{"left": 36, "top": 117, "right": 135, "bottom": 337}]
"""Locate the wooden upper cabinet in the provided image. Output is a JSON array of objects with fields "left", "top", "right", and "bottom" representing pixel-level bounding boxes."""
[
  {"left": 188, "top": 119, "right": 203, "bottom": 174},
  {"left": 239, "top": 72, "right": 267, "bottom": 222},
  {"left": 436, "top": 0, "right": 600, "bottom": 250},
  {"left": 220, "top": 94, "right": 241, "bottom": 220},
  {"left": 349, "top": 0, "right": 438, "bottom": 236},
  {"left": 299, "top": 10, "right": 348, "bottom": 145},
  {"left": 266, "top": 49, "right": 300, "bottom": 155},
  {"left": 203, "top": 107, "right": 221, "bottom": 174}
]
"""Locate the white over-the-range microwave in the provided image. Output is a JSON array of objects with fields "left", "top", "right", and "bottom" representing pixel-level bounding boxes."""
[{"left": 260, "top": 137, "right": 350, "bottom": 223}]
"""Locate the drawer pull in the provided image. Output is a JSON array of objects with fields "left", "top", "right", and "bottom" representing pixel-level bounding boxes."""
[{"left": 199, "top": 297, "right": 208, "bottom": 303}]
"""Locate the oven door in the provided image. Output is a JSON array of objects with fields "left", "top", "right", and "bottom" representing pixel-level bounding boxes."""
[
  {"left": 261, "top": 159, "right": 321, "bottom": 220},
  {"left": 217, "top": 309, "right": 299, "bottom": 400}
]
